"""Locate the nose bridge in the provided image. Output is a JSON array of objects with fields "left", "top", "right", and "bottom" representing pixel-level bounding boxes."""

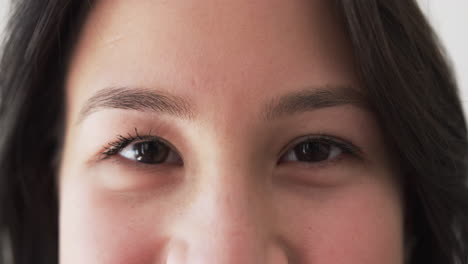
[
  {"left": 165, "top": 134, "right": 280, "bottom": 263},
  {"left": 162, "top": 123, "right": 293, "bottom": 263},
  {"left": 164, "top": 192, "right": 292, "bottom": 264},
  {"left": 176, "top": 166, "right": 267, "bottom": 263}
]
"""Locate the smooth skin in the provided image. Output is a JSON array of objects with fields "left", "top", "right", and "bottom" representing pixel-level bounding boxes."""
[{"left": 59, "top": 0, "right": 404, "bottom": 263}]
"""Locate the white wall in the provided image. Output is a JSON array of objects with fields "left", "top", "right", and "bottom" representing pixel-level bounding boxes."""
[
  {"left": 417, "top": 0, "right": 468, "bottom": 115},
  {"left": 0, "top": 0, "right": 8, "bottom": 39},
  {"left": 0, "top": 1, "right": 467, "bottom": 113}
]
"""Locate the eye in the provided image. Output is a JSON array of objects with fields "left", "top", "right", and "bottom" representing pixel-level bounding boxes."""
[
  {"left": 279, "top": 136, "right": 358, "bottom": 164},
  {"left": 101, "top": 131, "right": 183, "bottom": 165},
  {"left": 119, "top": 140, "right": 182, "bottom": 164}
]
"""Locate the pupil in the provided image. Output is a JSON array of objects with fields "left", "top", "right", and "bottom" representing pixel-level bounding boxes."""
[
  {"left": 294, "top": 141, "right": 330, "bottom": 162},
  {"left": 132, "top": 141, "right": 169, "bottom": 164}
]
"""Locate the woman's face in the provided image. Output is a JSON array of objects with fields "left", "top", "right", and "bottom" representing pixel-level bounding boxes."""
[{"left": 59, "top": 0, "right": 404, "bottom": 263}]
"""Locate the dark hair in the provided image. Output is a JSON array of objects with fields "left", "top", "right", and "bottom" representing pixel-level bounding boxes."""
[{"left": 0, "top": 1, "right": 467, "bottom": 263}]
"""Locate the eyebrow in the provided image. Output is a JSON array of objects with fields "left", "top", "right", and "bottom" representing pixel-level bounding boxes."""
[
  {"left": 77, "top": 85, "right": 368, "bottom": 124},
  {"left": 77, "top": 87, "right": 194, "bottom": 123},
  {"left": 263, "top": 85, "right": 369, "bottom": 121}
]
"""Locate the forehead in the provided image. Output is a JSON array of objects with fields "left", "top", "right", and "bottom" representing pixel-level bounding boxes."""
[{"left": 66, "top": 0, "right": 361, "bottom": 124}]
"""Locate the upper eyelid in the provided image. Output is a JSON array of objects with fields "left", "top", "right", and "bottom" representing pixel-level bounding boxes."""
[
  {"left": 101, "top": 130, "right": 363, "bottom": 163},
  {"left": 101, "top": 133, "right": 182, "bottom": 160},
  {"left": 277, "top": 134, "right": 363, "bottom": 160}
]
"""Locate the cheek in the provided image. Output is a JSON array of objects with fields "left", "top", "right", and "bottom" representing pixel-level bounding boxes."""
[
  {"left": 276, "top": 182, "right": 404, "bottom": 263},
  {"left": 59, "top": 171, "right": 404, "bottom": 264},
  {"left": 59, "top": 177, "right": 172, "bottom": 264}
]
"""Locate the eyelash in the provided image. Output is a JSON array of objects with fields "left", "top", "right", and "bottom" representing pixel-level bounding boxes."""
[
  {"left": 278, "top": 134, "right": 362, "bottom": 164},
  {"left": 101, "top": 128, "right": 168, "bottom": 158},
  {"left": 100, "top": 128, "right": 362, "bottom": 163}
]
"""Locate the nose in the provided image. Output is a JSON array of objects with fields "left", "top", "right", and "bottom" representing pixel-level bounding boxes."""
[
  {"left": 163, "top": 165, "right": 291, "bottom": 264},
  {"left": 165, "top": 238, "right": 290, "bottom": 264}
]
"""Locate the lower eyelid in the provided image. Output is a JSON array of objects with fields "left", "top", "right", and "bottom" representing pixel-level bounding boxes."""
[
  {"left": 104, "top": 152, "right": 182, "bottom": 170},
  {"left": 279, "top": 150, "right": 346, "bottom": 166},
  {"left": 278, "top": 153, "right": 357, "bottom": 173}
]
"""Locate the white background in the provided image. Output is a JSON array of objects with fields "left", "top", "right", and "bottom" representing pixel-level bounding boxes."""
[
  {"left": 0, "top": 1, "right": 467, "bottom": 114},
  {"left": 417, "top": 0, "right": 468, "bottom": 115}
]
